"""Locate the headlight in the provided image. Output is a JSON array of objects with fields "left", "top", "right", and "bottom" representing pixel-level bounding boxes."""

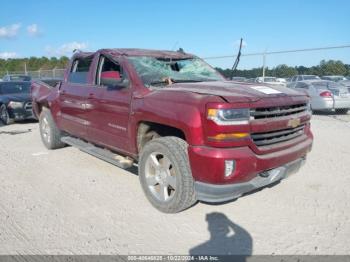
[
  {"left": 306, "top": 102, "right": 312, "bottom": 114},
  {"left": 8, "top": 101, "right": 24, "bottom": 109},
  {"left": 207, "top": 108, "right": 250, "bottom": 125}
]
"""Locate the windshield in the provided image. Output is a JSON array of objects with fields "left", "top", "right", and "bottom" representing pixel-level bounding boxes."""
[
  {"left": 313, "top": 81, "right": 349, "bottom": 92},
  {"left": 0, "top": 82, "right": 31, "bottom": 94},
  {"left": 7, "top": 75, "right": 31, "bottom": 81},
  {"left": 128, "top": 56, "right": 224, "bottom": 86}
]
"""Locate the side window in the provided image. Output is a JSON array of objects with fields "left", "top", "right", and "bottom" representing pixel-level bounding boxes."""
[
  {"left": 96, "top": 56, "right": 127, "bottom": 87},
  {"left": 68, "top": 57, "right": 93, "bottom": 84},
  {"left": 291, "top": 76, "right": 296, "bottom": 82}
]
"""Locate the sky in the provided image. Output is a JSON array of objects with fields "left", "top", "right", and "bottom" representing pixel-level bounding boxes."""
[{"left": 0, "top": 0, "right": 349, "bottom": 69}]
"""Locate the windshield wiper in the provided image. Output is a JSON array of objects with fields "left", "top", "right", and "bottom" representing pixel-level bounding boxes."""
[
  {"left": 148, "top": 79, "right": 203, "bottom": 87},
  {"left": 172, "top": 79, "right": 204, "bottom": 83}
]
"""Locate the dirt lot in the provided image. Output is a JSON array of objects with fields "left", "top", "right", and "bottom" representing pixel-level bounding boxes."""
[{"left": 0, "top": 113, "right": 350, "bottom": 255}]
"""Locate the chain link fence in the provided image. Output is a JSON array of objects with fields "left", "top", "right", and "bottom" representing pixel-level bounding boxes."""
[
  {"left": 203, "top": 45, "right": 350, "bottom": 82},
  {"left": 0, "top": 69, "right": 65, "bottom": 80},
  {"left": 1, "top": 45, "right": 350, "bottom": 83}
]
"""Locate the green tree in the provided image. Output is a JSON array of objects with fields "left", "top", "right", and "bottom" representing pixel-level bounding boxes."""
[
  {"left": 274, "top": 64, "right": 298, "bottom": 77},
  {"left": 319, "top": 60, "right": 347, "bottom": 76}
]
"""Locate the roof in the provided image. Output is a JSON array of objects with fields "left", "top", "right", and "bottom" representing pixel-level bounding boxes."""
[{"left": 73, "top": 48, "right": 195, "bottom": 60}]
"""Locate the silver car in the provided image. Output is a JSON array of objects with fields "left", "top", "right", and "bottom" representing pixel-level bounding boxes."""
[
  {"left": 292, "top": 80, "right": 350, "bottom": 114},
  {"left": 339, "top": 80, "right": 350, "bottom": 93}
]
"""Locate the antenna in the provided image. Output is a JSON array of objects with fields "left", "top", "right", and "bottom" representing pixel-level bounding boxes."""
[
  {"left": 171, "top": 41, "right": 179, "bottom": 51},
  {"left": 230, "top": 38, "right": 243, "bottom": 80}
]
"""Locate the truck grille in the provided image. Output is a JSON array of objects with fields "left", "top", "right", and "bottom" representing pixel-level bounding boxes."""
[
  {"left": 250, "top": 103, "right": 307, "bottom": 120},
  {"left": 251, "top": 125, "right": 305, "bottom": 146},
  {"left": 24, "top": 102, "right": 32, "bottom": 111}
]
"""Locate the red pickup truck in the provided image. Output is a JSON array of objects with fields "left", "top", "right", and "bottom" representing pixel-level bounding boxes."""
[{"left": 31, "top": 48, "right": 313, "bottom": 213}]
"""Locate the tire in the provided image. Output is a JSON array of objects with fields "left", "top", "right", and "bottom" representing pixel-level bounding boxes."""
[
  {"left": 335, "top": 108, "right": 349, "bottom": 114},
  {"left": 139, "top": 136, "right": 197, "bottom": 213},
  {"left": 39, "top": 108, "right": 66, "bottom": 149},
  {"left": 0, "top": 104, "right": 12, "bottom": 125}
]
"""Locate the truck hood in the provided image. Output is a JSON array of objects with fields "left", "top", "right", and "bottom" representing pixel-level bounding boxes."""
[{"left": 164, "top": 81, "right": 305, "bottom": 103}]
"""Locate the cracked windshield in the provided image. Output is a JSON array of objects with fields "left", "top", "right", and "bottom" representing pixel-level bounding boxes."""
[{"left": 128, "top": 56, "right": 224, "bottom": 86}]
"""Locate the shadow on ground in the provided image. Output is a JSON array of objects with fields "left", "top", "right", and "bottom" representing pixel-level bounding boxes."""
[
  {"left": 189, "top": 212, "right": 252, "bottom": 260},
  {"left": 0, "top": 129, "right": 32, "bottom": 135}
]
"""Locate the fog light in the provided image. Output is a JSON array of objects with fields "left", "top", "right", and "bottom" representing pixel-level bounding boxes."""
[{"left": 225, "top": 160, "right": 236, "bottom": 177}]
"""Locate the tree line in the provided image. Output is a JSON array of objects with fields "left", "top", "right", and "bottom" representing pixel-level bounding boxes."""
[
  {"left": 216, "top": 60, "right": 350, "bottom": 79},
  {"left": 0, "top": 57, "right": 349, "bottom": 79},
  {"left": 0, "top": 57, "right": 70, "bottom": 73}
]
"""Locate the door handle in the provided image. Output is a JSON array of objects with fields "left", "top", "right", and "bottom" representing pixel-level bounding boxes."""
[
  {"left": 87, "top": 93, "right": 94, "bottom": 99},
  {"left": 60, "top": 90, "right": 66, "bottom": 95}
]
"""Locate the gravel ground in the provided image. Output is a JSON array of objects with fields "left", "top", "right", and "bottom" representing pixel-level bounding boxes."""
[{"left": 0, "top": 113, "right": 349, "bottom": 255}]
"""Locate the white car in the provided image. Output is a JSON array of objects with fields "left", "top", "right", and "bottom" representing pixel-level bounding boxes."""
[
  {"left": 255, "top": 77, "right": 286, "bottom": 87},
  {"left": 291, "top": 80, "right": 350, "bottom": 114}
]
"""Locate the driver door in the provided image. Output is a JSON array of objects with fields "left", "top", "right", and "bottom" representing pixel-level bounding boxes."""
[{"left": 86, "top": 55, "right": 132, "bottom": 153}]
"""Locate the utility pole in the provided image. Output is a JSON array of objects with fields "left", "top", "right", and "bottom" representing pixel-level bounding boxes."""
[
  {"left": 24, "top": 62, "right": 27, "bottom": 75},
  {"left": 262, "top": 51, "right": 266, "bottom": 78}
]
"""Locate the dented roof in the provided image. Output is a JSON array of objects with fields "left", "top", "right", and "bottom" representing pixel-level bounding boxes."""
[{"left": 73, "top": 48, "right": 195, "bottom": 60}]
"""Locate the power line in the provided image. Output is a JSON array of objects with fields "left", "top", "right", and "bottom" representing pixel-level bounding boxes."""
[{"left": 202, "top": 44, "right": 350, "bottom": 60}]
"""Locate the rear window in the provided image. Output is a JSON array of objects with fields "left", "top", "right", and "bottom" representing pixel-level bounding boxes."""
[
  {"left": 0, "top": 82, "right": 30, "bottom": 94},
  {"left": 68, "top": 57, "right": 93, "bottom": 84},
  {"left": 313, "top": 81, "right": 348, "bottom": 93}
]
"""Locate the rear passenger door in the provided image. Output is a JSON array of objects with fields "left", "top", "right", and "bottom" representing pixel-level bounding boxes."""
[{"left": 58, "top": 56, "right": 94, "bottom": 138}]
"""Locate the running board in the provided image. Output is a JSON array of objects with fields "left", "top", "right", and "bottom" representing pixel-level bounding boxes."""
[{"left": 61, "top": 136, "right": 134, "bottom": 169}]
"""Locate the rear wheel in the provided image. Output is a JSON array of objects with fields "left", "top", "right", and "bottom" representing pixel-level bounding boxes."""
[
  {"left": 0, "top": 104, "right": 12, "bottom": 125},
  {"left": 139, "top": 137, "right": 197, "bottom": 213},
  {"left": 335, "top": 108, "right": 349, "bottom": 114},
  {"left": 39, "top": 108, "right": 66, "bottom": 149}
]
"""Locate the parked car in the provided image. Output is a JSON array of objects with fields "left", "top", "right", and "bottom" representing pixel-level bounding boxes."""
[
  {"left": 255, "top": 77, "right": 286, "bottom": 86},
  {"left": 31, "top": 48, "right": 313, "bottom": 213},
  {"left": 0, "top": 81, "right": 35, "bottom": 125},
  {"left": 288, "top": 75, "right": 320, "bottom": 88},
  {"left": 2, "top": 74, "right": 32, "bottom": 82},
  {"left": 321, "top": 75, "right": 347, "bottom": 82},
  {"left": 291, "top": 80, "right": 350, "bottom": 114},
  {"left": 338, "top": 80, "right": 350, "bottom": 88},
  {"left": 276, "top": 78, "right": 287, "bottom": 84},
  {"left": 231, "top": 77, "right": 247, "bottom": 82},
  {"left": 339, "top": 80, "right": 350, "bottom": 92}
]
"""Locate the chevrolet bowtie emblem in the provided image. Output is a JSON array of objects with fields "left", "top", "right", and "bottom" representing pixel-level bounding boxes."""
[{"left": 288, "top": 118, "right": 301, "bottom": 128}]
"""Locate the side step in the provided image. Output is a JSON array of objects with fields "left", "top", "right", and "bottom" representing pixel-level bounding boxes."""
[{"left": 61, "top": 136, "right": 134, "bottom": 169}]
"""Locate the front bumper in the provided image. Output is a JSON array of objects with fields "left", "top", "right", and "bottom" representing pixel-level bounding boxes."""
[
  {"left": 334, "top": 98, "right": 350, "bottom": 109},
  {"left": 8, "top": 107, "right": 35, "bottom": 121},
  {"left": 195, "top": 157, "right": 305, "bottom": 203}
]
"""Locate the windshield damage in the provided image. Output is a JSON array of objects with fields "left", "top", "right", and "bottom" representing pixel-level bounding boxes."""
[{"left": 128, "top": 56, "right": 223, "bottom": 87}]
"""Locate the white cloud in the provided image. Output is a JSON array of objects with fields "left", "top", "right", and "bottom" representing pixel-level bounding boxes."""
[
  {"left": 27, "top": 24, "right": 41, "bottom": 36},
  {"left": 0, "top": 52, "right": 18, "bottom": 59},
  {"left": 0, "top": 23, "right": 21, "bottom": 39},
  {"left": 46, "top": 41, "right": 88, "bottom": 56}
]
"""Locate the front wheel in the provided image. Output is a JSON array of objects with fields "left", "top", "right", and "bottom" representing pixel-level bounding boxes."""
[
  {"left": 139, "top": 137, "right": 197, "bottom": 213},
  {"left": 335, "top": 108, "right": 349, "bottom": 114},
  {"left": 0, "top": 104, "right": 12, "bottom": 125},
  {"left": 39, "top": 108, "right": 66, "bottom": 149}
]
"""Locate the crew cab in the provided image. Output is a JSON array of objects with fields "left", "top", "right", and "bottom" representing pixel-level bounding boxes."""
[{"left": 31, "top": 48, "right": 313, "bottom": 213}]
